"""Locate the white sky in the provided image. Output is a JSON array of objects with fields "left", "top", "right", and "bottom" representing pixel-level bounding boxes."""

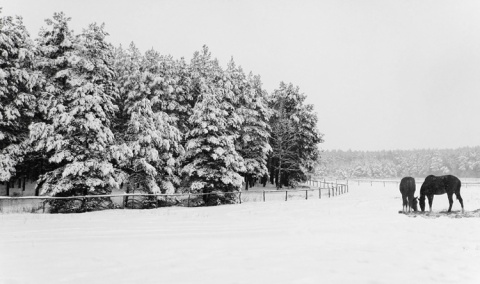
[{"left": 2, "top": 0, "right": 480, "bottom": 151}]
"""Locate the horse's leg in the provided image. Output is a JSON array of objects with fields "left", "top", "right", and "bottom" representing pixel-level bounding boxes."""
[
  {"left": 456, "top": 192, "right": 464, "bottom": 213},
  {"left": 447, "top": 193, "right": 454, "bottom": 212},
  {"left": 402, "top": 196, "right": 408, "bottom": 212},
  {"left": 427, "top": 194, "right": 434, "bottom": 212}
]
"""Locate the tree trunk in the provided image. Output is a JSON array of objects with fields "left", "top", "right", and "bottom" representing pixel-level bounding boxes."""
[
  {"left": 262, "top": 174, "right": 267, "bottom": 187},
  {"left": 249, "top": 176, "right": 255, "bottom": 188},
  {"left": 269, "top": 164, "right": 275, "bottom": 184},
  {"left": 277, "top": 159, "right": 283, "bottom": 189},
  {"left": 124, "top": 184, "right": 130, "bottom": 208},
  {"left": 34, "top": 179, "right": 44, "bottom": 196}
]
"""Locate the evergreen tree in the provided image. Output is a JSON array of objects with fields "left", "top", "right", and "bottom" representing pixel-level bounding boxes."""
[
  {"left": 112, "top": 43, "right": 183, "bottom": 196},
  {"left": 29, "top": 15, "right": 122, "bottom": 205},
  {"left": 0, "top": 12, "right": 40, "bottom": 185},
  {"left": 182, "top": 47, "right": 245, "bottom": 204},
  {"left": 269, "top": 82, "right": 323, "bottom": 188},
  {"left": 143, "top": 51, "right": 193, "bottom": 134},
  {"left": 225, "top": 59, "right": 272, "bottom": 190}
]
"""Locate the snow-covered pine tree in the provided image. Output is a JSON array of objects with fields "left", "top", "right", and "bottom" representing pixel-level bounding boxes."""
[
  {"left": 147, "top": 52, "right": 193, "bottom": 135},
  {"left": 269, "top": 98, "right": 298, "bottom": 188},
  {"left": 269, "top": 82, "right": 323, "bottom": 188},
  {"left": 112, "top": 44, "right": 183, "bottom": 200},
  {"left": 0, "top": 12, "right": 40, "bottom": 188},
  {"left": 225, "top": 59, "right": 272, "bottom": 190},
  {"left": 292, "top": 100, "right": 323, "bottom": 180},
  {"left": 29, "top": 15, "right": 122, "bottom": 211},
  {"left": 182, "top": 46, "right": 245, "bottom": 205},
  {"left": 143, "top": 49, "right": 185, "bottom": 193}
]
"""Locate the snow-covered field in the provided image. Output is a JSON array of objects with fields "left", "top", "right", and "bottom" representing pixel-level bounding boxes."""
[{"left": 1, "top": 182, "right": 480, "bottom": 284}]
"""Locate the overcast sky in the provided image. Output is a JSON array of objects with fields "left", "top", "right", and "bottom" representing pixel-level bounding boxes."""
[{"left": 2, "top": 0, "right": 480, "bottom": 151}]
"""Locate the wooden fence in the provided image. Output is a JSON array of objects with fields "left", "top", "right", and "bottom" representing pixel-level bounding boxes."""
[{"left": 0, "top": 182, "right": 349, "bottom": 214}]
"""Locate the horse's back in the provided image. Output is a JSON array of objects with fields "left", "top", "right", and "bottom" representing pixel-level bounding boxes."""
[
  {"left": 400, "top": 177, "right": 415, "bottom": 196},
  {"left": 421, "top": 175, "right": 461, "bottom": 195}
]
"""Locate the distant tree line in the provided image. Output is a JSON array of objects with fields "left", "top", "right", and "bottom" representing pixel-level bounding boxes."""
[
  {"left": 0, "top": 11, "right": 323, "bottom": 207},
  {"left": 316, "top": 147, "right": 480, "bottom": 179}
]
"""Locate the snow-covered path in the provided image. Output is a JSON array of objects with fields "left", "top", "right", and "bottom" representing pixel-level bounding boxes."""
[{"left": 1, "top": 183, "right": 479, "bottom": 284}]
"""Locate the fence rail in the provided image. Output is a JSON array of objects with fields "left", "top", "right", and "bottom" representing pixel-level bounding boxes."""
[
  {"left": 0, "top": 182, "right": 349, "bottom": 214},
  {"left": 345, "top": 179, "right": 480, "bottom": 187}
]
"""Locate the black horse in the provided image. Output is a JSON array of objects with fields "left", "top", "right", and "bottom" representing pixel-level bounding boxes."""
[
  {"left": 399, "top": 177, "right": 417, "bottom": 212},
  {"left": 419, "top": 175, "right": 464, "bottom": 213}
]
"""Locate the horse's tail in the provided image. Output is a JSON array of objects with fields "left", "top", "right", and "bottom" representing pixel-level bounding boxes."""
[{"left": 455, "top": 178, "right": 462, "bottom": 197}]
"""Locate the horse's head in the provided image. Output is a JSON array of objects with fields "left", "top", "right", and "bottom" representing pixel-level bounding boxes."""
[
  {"left": 419, "top": 195, "right": 426, "bottom": 212},
  {"left": 410, "top": 197, "right": 418, "bottom": 212}
]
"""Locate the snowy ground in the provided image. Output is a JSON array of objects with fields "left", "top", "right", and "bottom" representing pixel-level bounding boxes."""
[{"left": 1, "top": 182, "right": 480, "bottom": 284}]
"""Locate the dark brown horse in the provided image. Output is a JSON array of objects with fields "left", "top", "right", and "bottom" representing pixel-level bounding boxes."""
[
  {"left": 399, "top": 177, "right": 417, "bottom": 212},
  {"left": 419, "top": 175, "right": 464, "bottom": 213}
]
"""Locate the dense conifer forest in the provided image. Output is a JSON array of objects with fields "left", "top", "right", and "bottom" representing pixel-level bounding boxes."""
[
  {"left": 0, "top": 11, "right": 323, "bottom": 203},
  {"left": 316, "top": 147, "right": 480, "bottom": 179}
]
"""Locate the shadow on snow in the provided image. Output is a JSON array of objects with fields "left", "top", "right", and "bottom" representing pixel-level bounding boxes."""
[{"left": 399, "top": 209, "right": 480, "bottom": 219}]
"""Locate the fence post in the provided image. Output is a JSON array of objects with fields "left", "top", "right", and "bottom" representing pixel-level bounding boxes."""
[
  {"left": 263, "top": 191, "right": 266, "bottom": 202},
  {"left": 82, "top": 197, "right": 87, "bottom": 212},
  {"left": 285, "top": 191, "right": 288, "bottom": 201},
  {"left": 319, "top": 188, "right": 321, "bottom": 199},
  {"left": 239, "top": 192, "right": 242, "bottom": 204},
  {"left": 42, "top": 200, "right": 46, "bottom": 213},
  {"left": 188, "top": 193, "right": 191, "bottom": 207},
  {"left": 306, "top": 190, "right": 308, "bottom": 200}
]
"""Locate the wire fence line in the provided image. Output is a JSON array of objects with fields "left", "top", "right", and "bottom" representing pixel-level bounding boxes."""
[
  {"left": 335, "top": 179, "right": 480, "bottom": 188},
  {"left": 0, "top": 182, "right": 349, "bottom": 214}
]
